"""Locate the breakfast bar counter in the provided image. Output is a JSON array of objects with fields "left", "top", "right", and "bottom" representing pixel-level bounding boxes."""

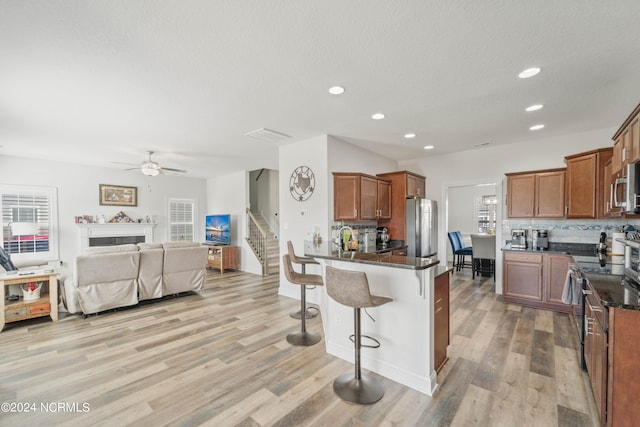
[{"left": 304, "top": 241, "right": 442, "bottom": 395}]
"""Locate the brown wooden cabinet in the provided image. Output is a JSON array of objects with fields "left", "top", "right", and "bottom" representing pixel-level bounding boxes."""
[
  {"left": 376, "top": 170, "right": 426, "bottom": 241},
  {"left": 333, "top": 173, "right": 391, "bottom": 221},
  {"left": 503, "top": 252, "right": 571, "bottom": 313},
  {"left": 503, "top": 252, "right": 543, "bottom": 302},
  {"left": 407, "top": 173, "right": 426, "bottom": 198},
  {"left": 606, "top": 306, "right": 640, "bottom": 426},
  {"left": 565, "top": 148, "right": 613, "bottom": 219},
  {"left": 580, "top": 282, "right": 640, "bottom": 427},
  {"left": 434, "top": 268, "right": 450, "bottom": 374},
  {"left": 506, "top": 169, "right": 565, "bottom": 218},
  {"left": 583, "top": 283, "right": 607, "bottom": 425},
  {"left": 609, "top": 104, "right": 640, "bottom": 219},
  {"left": 207, "top": 245, "right": 239, "bottom": 274},
  {"left": 544, "top": 254, "right": 572, "bottom": 307}
]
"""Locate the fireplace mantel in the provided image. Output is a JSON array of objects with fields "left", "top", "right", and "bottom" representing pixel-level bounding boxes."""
[{"left": 76, "top": 223, "right": 156, "bottom": 252}]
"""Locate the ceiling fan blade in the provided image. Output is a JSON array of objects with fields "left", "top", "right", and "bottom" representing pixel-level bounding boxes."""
[
  {"left": 112, "top": 161, "right": 141, "bottom": 165},
  {"left": 160, "top": 167, "right": 187, "bottom": 173}
]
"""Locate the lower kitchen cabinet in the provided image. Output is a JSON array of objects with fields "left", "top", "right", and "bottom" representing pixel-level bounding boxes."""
[
  {"left": 583, "top": 279, "right": 640, "bottom": 426},
  {"left": 434, "top": 268, "right": 450, "bottom": 374},
  {"left": 605, "top": 306, "right": 640, "bottom": 426},
  {"left": 503, "top": 252, "right": 571, "bottom": 313},
  {"left": 584, "top": 284, "right": 607, "bottom": 424}
]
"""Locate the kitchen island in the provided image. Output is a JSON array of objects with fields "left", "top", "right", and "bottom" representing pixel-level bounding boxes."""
[{"left": 304, "top": 241, "right": 443, "bottom": 395}]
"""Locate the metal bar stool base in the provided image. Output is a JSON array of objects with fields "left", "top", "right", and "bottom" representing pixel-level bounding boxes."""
[
  {"left": 333, "top": 372, "right": 385, "bottom": 405},
  {"left": 289, "top": 306, "right": 319, "bottom": 319},
  {"left": 286, "top": 331, "right": 321, "bottom": 346}
]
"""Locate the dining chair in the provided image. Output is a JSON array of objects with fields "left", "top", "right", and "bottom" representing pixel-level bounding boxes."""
[
  {"left": 470, "top": 234, "right": 496, "bottom": 279},
  {"left": 448, "top": 231, "right": 473, "bottom": 271}
]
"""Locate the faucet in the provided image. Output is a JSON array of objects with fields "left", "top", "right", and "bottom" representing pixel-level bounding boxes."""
[{"left": 335, "top": 226, "right": 354, "bottom": 250}]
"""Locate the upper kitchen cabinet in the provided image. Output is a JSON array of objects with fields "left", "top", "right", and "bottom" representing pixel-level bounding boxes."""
[
  {"left": 333, "top": 173, "right": 391, "bottom": 221},
  {"left": 406, "top": 173, "right": 426, "bottom": 198},
  {"left": 612, "top": 103, "right": 640, "bottom": 174},
  {"left": 505, "top": 169, "right": 565, "bottom": 218},
  {"left": 376, "top": 171, "right": 426, "bottom": 241},
  {"left": 565, "top": 148, "right": 613, "bottom": 219},
  {"left": 609, "top": 104, "right": 640, "bottom": 218}
]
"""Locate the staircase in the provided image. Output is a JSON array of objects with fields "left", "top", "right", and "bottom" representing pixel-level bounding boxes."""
[{"left": 246, "top": 209, "right": 280, "bottom": 276}]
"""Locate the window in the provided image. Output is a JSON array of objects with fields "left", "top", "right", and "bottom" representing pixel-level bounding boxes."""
[
  {"left": 169, "top": 199, "right": 195, "bottom": 241},
  {"left": 1, "top": 185, "right": 58, "bottom": 264},
  {"left": 475, "top": 195, "right": 497, "bottom": 233}
]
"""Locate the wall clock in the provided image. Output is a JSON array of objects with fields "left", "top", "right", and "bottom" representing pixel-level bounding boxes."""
[{"left": 289, "top": 166, "right": 315, "bottom": 201}]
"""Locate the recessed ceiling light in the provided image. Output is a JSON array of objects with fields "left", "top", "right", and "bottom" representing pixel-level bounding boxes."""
[
  {"left": 530, "top": 124, "right": 545, "bottom": 131},
  {"left": 423, "top": 145, "right": 434, "bottom": 150},
  {"left": 328, "top": 86, "right": 345, "bottom": 95},
  {"left": 518, "top": 67, "right": 541, "bottom": 78},
  {"left": 372, "top": 113, "right": 385, "bottom": 120},
  {"left": 404, "top": 133, "right": 416, "bottom": 139},
  {"left": 526, "top": 104, "right": 544, "bottom": 112}
]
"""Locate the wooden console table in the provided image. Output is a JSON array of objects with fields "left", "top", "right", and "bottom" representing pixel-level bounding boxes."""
[
  {"left": 207, "top": 246, "right": 239, "bottom": 275},
  {"left": 1, "top": 270, "right": 58, "bottom": 331}
]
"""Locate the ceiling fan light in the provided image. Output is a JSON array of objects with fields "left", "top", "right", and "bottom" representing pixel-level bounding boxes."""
[{"left": 142, "top": 162, "right": 160, "bottom": 176}]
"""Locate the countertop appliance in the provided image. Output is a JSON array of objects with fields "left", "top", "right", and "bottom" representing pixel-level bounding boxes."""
[
  {"left": 406, "top": 198, "right": 437, "bottom": 258},
  {"left": 361, "top": 230, "right": 377, "bottom": 252},
  {"left": 614, "top": 162, "right": 640, "bottom": 213},
  {"left": 511, "top": 229, "right": 527, "bottom": 249}
]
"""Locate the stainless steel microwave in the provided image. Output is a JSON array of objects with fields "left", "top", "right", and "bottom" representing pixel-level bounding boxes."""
[{"left": 614, "top": 162, "right": 640, "bottom": 213}]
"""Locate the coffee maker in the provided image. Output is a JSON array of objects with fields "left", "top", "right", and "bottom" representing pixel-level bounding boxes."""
[{"left": 511, "top": 229, "right": 527, "bottom": 249}]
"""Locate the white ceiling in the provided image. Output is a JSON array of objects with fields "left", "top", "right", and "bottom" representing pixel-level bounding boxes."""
[{"left": 2, "top": 1, "right": 640, "bottom": 178}]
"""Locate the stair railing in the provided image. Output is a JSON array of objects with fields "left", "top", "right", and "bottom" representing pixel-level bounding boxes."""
[{"left": 246, "top": 208, "right": 269, "bottom": 275}]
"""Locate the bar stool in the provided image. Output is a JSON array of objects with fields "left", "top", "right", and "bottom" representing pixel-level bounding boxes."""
[
  {"left": 287, "top": 240, "right": 320, "bottom": 320},
  {"left": 282, "top": 254, "right": 324, "bottom": 346},
  {"left": 325, "top": 266, "right": 393, "bottom": 404}
]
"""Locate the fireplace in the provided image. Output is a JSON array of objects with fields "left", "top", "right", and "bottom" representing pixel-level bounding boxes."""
[{"left": 77, "top": 223, "right": 156, "bottom": 252}]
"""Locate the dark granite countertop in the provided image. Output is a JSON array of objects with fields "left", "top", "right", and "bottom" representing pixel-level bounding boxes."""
[
  {"left": 502, "top": 241, "right": 599, "bottom": 257},
  {"left": 303, "top": 241, "right": 439, "bottom": 270},
  {"left": 375, "top": 240, "right": 408, "bottom": 253},
  {"left": 582, "top": 273, "right": 640, "bottom": 311}
]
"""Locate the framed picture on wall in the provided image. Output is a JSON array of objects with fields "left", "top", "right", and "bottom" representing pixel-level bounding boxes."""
[{"left": 99, "top": 184, "right": 138, "bottom": 207}]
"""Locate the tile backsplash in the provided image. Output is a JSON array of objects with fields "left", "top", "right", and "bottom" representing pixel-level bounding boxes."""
[{"left": 501, "top": 218, "right": 640, "bottom": 244}]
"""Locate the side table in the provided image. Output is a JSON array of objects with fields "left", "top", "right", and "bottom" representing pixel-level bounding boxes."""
[
  {"left": 1, "top": 270, "right": 58, "bottom": 331},
  {"left": 207, "top": 245, "right": 239, "bottom": 275}
]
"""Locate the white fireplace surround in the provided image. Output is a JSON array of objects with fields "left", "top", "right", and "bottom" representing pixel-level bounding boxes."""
[{"left": 77, "top": 223, "right": 156, "bottom": 253}]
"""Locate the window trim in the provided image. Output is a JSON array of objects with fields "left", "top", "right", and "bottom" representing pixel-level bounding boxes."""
[{"left": 0, "top": 184, "right": 59, "bottom": 266}]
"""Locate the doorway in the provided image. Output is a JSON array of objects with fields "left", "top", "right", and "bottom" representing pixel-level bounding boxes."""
[{"left": 442, "top": 179, "right": 503, "bottom": 293}]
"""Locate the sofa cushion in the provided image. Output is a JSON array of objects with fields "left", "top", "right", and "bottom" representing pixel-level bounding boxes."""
[
  {"left": 84, "top": 244, "right": 139, "bottom": 255},
  {"left": 162, "top": 241, "right": 201, "bottom": 249},
  {"left": 138, "top": 242, "right": 163, "bottom": 250}
]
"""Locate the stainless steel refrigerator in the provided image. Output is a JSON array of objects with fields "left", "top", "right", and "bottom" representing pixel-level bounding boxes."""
[{"left": 406, "top": 198, "right": 438, "bottom": 257}]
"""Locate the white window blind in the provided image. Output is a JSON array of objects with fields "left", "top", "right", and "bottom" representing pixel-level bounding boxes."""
[
  {"left": 169, "top": 199, "right": 195, "bottom": 241},
  {"left": 1, "top": 185, "right": 58, "bottom": 263}
]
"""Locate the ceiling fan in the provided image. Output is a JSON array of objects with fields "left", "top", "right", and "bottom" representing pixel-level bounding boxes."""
[{"left": 117, "top": 151, "right": 187, "bottom": 176}]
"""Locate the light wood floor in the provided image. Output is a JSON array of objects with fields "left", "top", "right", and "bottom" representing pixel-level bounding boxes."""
[{"left": 0, "top": 267, "right": 599, "bottom": 426}]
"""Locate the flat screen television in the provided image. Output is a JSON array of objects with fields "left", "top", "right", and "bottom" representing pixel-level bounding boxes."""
[{"left": 205, "top": 214, "right": 231, "bottom": 245}]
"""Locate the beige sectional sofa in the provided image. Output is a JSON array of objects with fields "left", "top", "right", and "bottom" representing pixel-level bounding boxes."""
[{"left": 62, "top": 242, "right": 208, "bottom": 315}]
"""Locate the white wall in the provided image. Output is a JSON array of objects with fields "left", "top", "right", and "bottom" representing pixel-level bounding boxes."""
[
  {"left": 277, "top": 135, "right": 399, "bottom": 299},
  {"left": 0, "top": 154, "right": 207, "bottom": 278},
  {"left": 206, "top": 170, "right": 263, "bottom": 275},
  {"left": 278, "top": 135, "right": 330, "bottom": 298}
]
